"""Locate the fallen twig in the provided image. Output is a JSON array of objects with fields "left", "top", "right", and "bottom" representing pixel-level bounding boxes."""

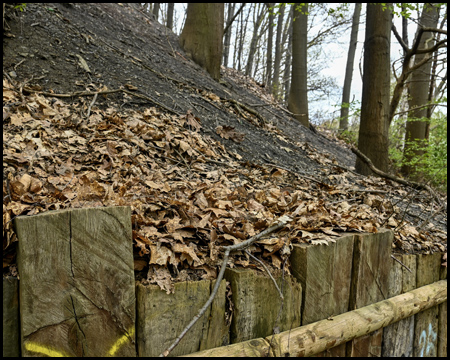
[
  {"left": 352, "top": 146, "right": 423, "bottom": 190},
  {"left": 221, "top": 98, "right": 268, "bottom": 126},
  {"left": 391, "top": 255, "right": 412, "bottom": 273},
  {"left": 85, "top": 92, "right": 98, "bottom": 119},
  {"left": 351, "top": 146, "right": 443, "bottom": 206},
  {"left": 23, "top": 86, "right": 181, "bottom": 116},
  {"left": 245, "top": 250, "right": 283, "bottom": 300}
]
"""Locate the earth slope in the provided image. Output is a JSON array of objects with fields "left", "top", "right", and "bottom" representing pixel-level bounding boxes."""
[{"left": 3, "top": 4, "right": 446, "bottom": 284}]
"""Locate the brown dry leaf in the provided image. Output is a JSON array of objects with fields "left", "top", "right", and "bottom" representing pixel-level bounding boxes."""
[
  {"left": 173, "top": 243, "right": 203, "bottom": 266},
  {"left": 270, "top": 254, "right": 282, "bottom": 269},
  {"left": 149, "top": 244, "right": 172, "bottom": 266},
  {"left": 147, "top": 266, "right": 174, "bottom": 294},
  {"left": 134, "top": 259, "right": 147, "bottom": 271},
  {"left": 216, "top": 125, "right": 245, "bottom": 143},
  {"left": 247, "top": 198, "right": 265, "bottom": 212},
  {"left": 321, "top": 227, "right": 340, "bottom": 236},
  {"left": 197, "top": 265, "right": 217, "bottom": 280},
  {"left": 165, "top": 217, "right": 183, "bottom": 233}
]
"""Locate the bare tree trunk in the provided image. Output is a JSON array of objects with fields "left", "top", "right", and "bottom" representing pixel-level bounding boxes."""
[
  {"left": 288, "top": 3, "right": 309, "bottom": 127},
  {"left": 339, "top": 3, "right": 361, "bottom": 133},
  {"left": 402, "top": 4, "right": 440, "bottom": 177},
  {"left": 222, "top": 3, "right": 235, "bottom": 68},
  {"left": 153, "top": 3, "right": 160, "bottom": 21},
  {"left": 245, "top": 4, "right": 266, "bottom": 77},
  {"left": 283, "top": 6, "right": 294, "bottom": 104},
  {"left": 237, "top": 7, "right": 250, "bottom": 72},
  {"left": 179, "top": 4, "right": 224, "bottom": 81},
  {"left": 233, "top": 9, "right": 241, "bottom": 69},
  {"left": 166, "top": 3, "right": 174, "bottom": 31},
  {"left": 265, "top": 3, "right": 275, "bottom": 89},
  {"left": 355, "top": 3, "right": 391, "bottom": 175},
  {"left": 272, "top": 4, "right": 285, "bottom": 99}
]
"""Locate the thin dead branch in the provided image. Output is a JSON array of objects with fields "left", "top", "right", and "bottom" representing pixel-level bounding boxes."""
[
  {"left": 391, "top": 255, "right": 412, "bottom": 273},
  {"left": 160, "top": 215, "right": 292, "bottom": 357}
]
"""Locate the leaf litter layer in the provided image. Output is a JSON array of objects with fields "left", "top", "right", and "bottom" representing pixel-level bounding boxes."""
[{"left": 3, "top": 4, "right": 447, "bottom": 291}]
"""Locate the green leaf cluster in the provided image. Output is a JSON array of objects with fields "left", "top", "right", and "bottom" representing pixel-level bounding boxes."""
[
  {"left": 389, "top": 112, "right": 447, "bottom": 191},
  {"left": 14, "top": 3, "right": 27, "bottom": 12}
]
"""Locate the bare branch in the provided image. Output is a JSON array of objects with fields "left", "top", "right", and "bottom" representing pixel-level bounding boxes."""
[{"left": 160, "top": 215, "right": 292, "bottom": 357}]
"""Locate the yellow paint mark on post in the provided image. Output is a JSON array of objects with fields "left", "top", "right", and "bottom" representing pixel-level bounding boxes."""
[
  {"left": 108, "top": 327, "right": 135, "bottom": 356},
  {"left": 25, "top": 342, "right": 68, "bottom": 357}
]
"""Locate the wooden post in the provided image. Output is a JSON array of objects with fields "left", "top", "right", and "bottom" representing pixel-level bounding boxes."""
[
  {"left": 224, "top": 268, "right": 302, "bottom": 344},
  {"left": 413, "top": 253, "right": 441, "bottom": 357},
  {"left": 15, "top": 206, "right": 136, "bottom": 357},
  {"left": 3, "top": 277, "right": 20, "bottom": 357},
  {"left": 382, "top": 254, "right": 416, "bottom": 356},
  {"left": 136, "top": 279, "right": 228, "bottom": 357},
  {"left": 347, "top": 229, "right": 393, "bottom": 357},
  {"left": 438, "top": 260, "right": 447, "bottom": 357},
  {"left": 290, "top": 234, "right": 354, "bottom": 357}
]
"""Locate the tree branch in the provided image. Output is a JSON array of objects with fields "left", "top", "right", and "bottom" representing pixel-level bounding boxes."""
[
  {"left": 351, "top": 146, "right": 443, "bottom": 206},
  {"left": 160, "top": 215, "right": 292, "bottom": 357},
  {"left": 223, "top": 4, "right": 246, "bottom": 37}
]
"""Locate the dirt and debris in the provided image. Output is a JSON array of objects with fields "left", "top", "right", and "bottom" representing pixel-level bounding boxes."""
[{"left": 3, "top": 3, "right": 446, "bottom": 290}]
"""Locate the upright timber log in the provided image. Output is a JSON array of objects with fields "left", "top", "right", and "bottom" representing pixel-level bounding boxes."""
[{"left": 15, "top": 206, "right": 136, "bottom": 357}]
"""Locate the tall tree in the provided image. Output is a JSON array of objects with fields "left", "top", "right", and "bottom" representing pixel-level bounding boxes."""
[
  {"left": 179, "top": 4, "right": 224, "bottom": 81},
  {"left": 245, "top": 4, "right": 266, "bottom": 77},
  {"left": 265, "top": 3, "right": 275, "bottom": 89},
  {"left": 288, "top": 3, "right": 309, "bottom": 127},
  {"left": 222, "top": 3, "right": 235, "bottom": 68},
  {"left": 152, "top": 3, "right": 160, "bottom": 21},
  {"left": 339, "top": 3, "right": 362, "bottom": 133},
  {"left": 166, "top": 3, "right": 174, "bottom": 31},
  {"left": 402, "top": 4, "right": 440, "bottom": 177},
  {"left": 355, "top": 3, "right": 392, "bottom": 175},
  {"left": 236, "top": 7, "right": 250, "bottom": 71},
  {"left": 283, "top": 6, "right": 294, "bottom": 104},
  {"left": 272, "top": 3, "right": 286, "bottom": 98}
]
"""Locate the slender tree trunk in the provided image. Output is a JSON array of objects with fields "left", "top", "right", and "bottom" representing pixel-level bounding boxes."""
[
  {"left": 255, "top": 20, "right": 269, "bottom": 80},
  {"left": 166, "top": 3, "right": 174, "bottom": 31},
  {"left": 245, "top": 4, "right": 266, "bottom": 77},
  {"left": 401, "top": 4, "right": 440, "bottom": 177},
  {"left": 355, "top": 3, "right": 391, "bottom": 175},
  {"left": 222, "top": 3, "right": 235, "bottom": 68},
  {"left": 272, "top": 4, "right": 285, "bottom": 99},
  {"left": 288, "top": 3, "right": 309, "bottom": 127},
  {"left": 237, "top": 8, "right": 250, "bottom": 72},
  {"left": 339, "top": 3, "right": 361, "bottom": 133},
  {"left": 265, "top": 3, "right": 275, "bottom": 89},
  {"left": 153, "top": 3, "right": 160, "bottom": 21},
  {"left": 401, "top": 4, "right": 409, "bottom": 53},
  {"left": 179, "top": 4, "right": 224, "bottom": 81},
  {"left": 283, "top": 6, "right": 294, "bottom": 104},
  {"left": 233, "top": 10, "right": 241, "bottom": 69}
]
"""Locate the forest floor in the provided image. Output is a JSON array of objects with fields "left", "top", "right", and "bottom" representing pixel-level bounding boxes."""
[{"left": 3, "top": 3, "right": 446, "bottom": 287}]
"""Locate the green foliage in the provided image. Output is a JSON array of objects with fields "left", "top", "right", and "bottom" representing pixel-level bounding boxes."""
[
  {"left": 389, "top": 112, "right": 447, "bottom": 191},
  {"left": 378, "top": 3, "right": 419, "bottom": 18},
  {"left": 14, "top": 3, "right": 27, "bottom": 12},
  {"left": 294, "top": 3, "right": 309, "bottom": 16},
  {"left": 337, "top": 129, "right": 358, "bottom": 146},
  {"left": 327, "top": 4, "right": 350, "bottom": 18}
]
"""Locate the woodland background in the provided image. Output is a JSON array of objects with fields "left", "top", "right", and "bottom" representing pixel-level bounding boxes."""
[{"left": 144, "top": 3, "right": 447, "bottom": 189}]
